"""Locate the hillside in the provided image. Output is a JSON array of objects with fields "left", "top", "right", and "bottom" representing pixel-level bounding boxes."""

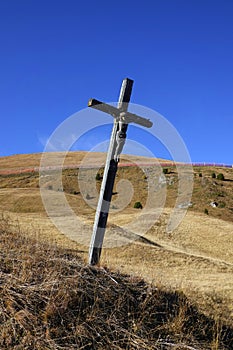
[
  {"left": 0, "top": 152, "right": 233, "bottom": 348},
  {"left": 0, "top": 152, "right": 232, "bottom": 222},
  {"left": 1, "top": 215, "right": 233, "bottom": 349}
]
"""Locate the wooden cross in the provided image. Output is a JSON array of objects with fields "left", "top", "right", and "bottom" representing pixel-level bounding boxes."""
[{"left": 88, "top": 78, "right": 153, "bottom": 265}]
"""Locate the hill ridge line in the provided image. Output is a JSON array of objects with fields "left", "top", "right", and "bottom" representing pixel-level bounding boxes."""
[{"left": 0, "top": 162, "right": 232, "bottom": 175}]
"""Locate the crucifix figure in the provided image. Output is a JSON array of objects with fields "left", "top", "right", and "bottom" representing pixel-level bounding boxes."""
[{"left": 88, "top": 78, "right": 153, "bottom": 265}]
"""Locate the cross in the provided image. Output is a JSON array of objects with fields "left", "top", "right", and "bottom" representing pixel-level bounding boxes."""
[{"left": 88, "top": 78, "right": 153, "bottom": 265}]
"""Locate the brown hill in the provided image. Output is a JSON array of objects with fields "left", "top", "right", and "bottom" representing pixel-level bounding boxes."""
[
  {"left": 0, "top": 151, "right": 233, "bottom": 343},
  {"left": 1, "top": 214, "right": 233, "bottom": 349}
]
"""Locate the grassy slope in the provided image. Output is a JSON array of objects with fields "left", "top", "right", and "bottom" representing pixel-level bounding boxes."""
[
  {"left": 0, "top": 152, "right": 232, "bottom": 222},
  {"left": 1, "top": 215, "right": 233, "bottom": 350},
  {"left": 0, "top": 152, "right": 233, "bottom": 348}
]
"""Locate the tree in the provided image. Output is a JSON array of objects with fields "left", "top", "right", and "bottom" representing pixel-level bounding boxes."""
[
  {"left": 217, "top": 173, "right": 225, "bottom": 181},
  {"left": 95, "top": 173, "right": 102, "bottom": 181},
  {"left": 134, "top": 201, "right": 143, "bottom": 209}
]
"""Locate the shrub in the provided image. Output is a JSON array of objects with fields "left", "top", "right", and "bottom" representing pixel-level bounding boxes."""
[
  {"left": 163, "top": 168, "right": 169, "bottom": 174},
  {"left": 134, "top": 201, "right": 143, "bottom": 209},
  {"left": 199, "top": 173, "right": 202, "bottom": 177},
  {"left": 204, "top": 208, "right": 209, "bottom": 215},
  {"left": 217, "top": 173, "right": 225, "bottom": 181},
  {"left": 218, "top": 202, "right": 226, "bottom": 208},
  {"left": 96, "top": 173, "right": 102, "bottom": 181},
  {"left": 211, "top": 172, "right": 216, "bottom": 178}
]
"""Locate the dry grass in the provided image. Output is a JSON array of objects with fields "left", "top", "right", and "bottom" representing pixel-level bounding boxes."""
[
  {"left": 1, "top": 152, "right": 233, "bottom": 348},
  {"left": 1, "top": 214, "right": 233, "bottom": 349},
  {"left": 0, "top": 152, "right": 165, "bottom": 172},
  {"left": 1, "top": 152, "right": 232, "bottom": 222}
]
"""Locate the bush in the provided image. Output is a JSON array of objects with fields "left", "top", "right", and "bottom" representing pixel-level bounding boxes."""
[
  {"left": 204, "top": 208, "right": 209, "bottom": 215},
  {"left": 96, "top": 173, "right": 102, "bottom": 181},
  {"left": 199, "top": 173, "right": 202, "bottom": 177},
  {"left": 163, "top": 168, "right": 169, "bottom": 174},
  {"left": 218, "top": 201, "right": 226, "bottom": 208},
  {"left": 134, "top": 201, "right": 143, "bottom": 209},
  {"left": 211, "top": 172, "right": 216, "bottom": 178},
  {"left": 217, "top": 173, "right": 225, "bottom": 181}
]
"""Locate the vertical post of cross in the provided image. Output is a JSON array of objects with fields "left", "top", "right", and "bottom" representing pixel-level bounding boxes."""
[{"left": 88, "top": 78, "right": 133, "bottom": 265}]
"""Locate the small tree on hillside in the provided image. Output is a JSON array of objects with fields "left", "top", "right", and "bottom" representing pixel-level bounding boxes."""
[
  {"left": 134, "top": 201, "right": 143, "bottom": 209},
  {"left": 217, "top": 173, "right": 225, "bottom": 181},
  {"left": 96, "top": 173, "right": 102, "bottom": 181}
]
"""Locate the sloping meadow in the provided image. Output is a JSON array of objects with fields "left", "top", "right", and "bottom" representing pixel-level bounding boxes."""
[{"left": 0, "top": 215, "right": 233, "bottom": 349}]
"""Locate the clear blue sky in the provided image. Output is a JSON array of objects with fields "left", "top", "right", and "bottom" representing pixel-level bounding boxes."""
[{"left": 0, "top": 0, "right": 233, "bottom": 164}]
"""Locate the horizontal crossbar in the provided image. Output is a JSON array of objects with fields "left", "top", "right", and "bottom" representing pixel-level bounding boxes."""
[{"left": 88, "top": 98, "right": 153, "bottom": 128}]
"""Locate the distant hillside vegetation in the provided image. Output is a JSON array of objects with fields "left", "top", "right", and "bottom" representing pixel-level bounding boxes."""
[{"left": 0, "top": 152, "right": 232, "bottom": 223}]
